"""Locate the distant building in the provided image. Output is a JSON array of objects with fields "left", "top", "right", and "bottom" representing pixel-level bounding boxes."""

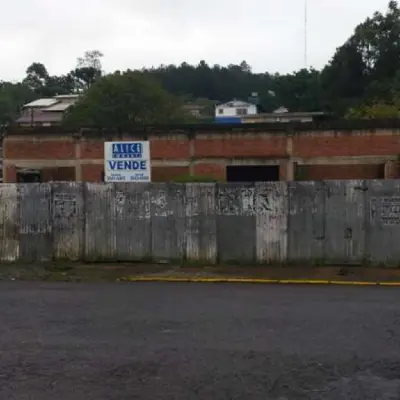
[
  {"left": 243, "top": 107, "right": 329, "bottom": 124},
  {"left": 215, "top": 102, "right": 329, "bottom": 124},
  {"left": 183, "top": 104, "right": 206, "bottom": 118},
  {"left": 15, "top": 94, "right": 79, "bottom": 127},
  {"left": 215, "top": 100, "right": 258, "bottom": 123},
  {"left": 183, "top": 100, "right": 218, "bottom": 120}
]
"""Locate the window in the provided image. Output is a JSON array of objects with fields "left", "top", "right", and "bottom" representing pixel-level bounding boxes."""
[
  {"left": 218, "top": 108, "right": 224, "bottom": 115},
  {"left": 236, "top": 108, "right": 248, "bottom": 116}
]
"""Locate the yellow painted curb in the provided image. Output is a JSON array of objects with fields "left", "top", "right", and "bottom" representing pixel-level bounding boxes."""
[
  {"left": 330, "top": 280, "right": 377, "bottom": 286},
  {"left": 379, "top": 282, "right": 400, "bottom": 286},
  {"left": 119, "top": 276, "right": 400, "bottom": 286}
]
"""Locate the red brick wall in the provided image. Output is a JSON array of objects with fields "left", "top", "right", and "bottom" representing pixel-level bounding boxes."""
[
  {"left": 150, "top": 139, "right": 190, "bottom": 159},
  {"left": 3, "top": 130, "right": 400, "bottom": 183},
  {"left": 194, "top": 163, "right": 226, "bottom": 180},
  {"left": 81, "top": 140, "right": 103, "bottom": 159},
  {"left": 3, "top": 165, "right": 16, "bottom": 183},
  {"left": 5, "top": 140, "right": 75, "bottom": 160},
  {"left": 292, "top": 135, "right": 400, "bottom": 157},
  {"left": 297, "top": 164, "right": 384, "bottom": 181},
  {"left": 42, "top": 167, "right": 75, "bottom": 182},
  {"left": 151, "top": 166, "right": 189, "bottom": 181},
  {"left": 82, "top": 164, "right": 103, "bottom": 182},
  {"left": 194, "top": 137, "right": 287, "bottom": 158}
]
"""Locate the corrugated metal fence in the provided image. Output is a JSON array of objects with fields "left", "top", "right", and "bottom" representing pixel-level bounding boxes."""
[{"left": 0, "top": 181, "right": 399, "bottom": 265}]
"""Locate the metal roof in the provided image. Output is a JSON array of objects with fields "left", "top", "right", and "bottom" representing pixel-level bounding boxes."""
[
  {"left": 23, "top": 98, "right": 58, "bottom": 108},
  {"left": 43, "top": 103, "right": 72, "bottom": 112},
  {"left": 54, "top": 94, "right": 80, "bottom": 99}
]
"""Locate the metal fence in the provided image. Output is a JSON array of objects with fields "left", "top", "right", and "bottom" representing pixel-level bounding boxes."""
[{"left": 0, "top": 181, "right": 399, "bottom": 265}]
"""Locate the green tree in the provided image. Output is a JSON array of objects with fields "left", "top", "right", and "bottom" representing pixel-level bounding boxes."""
[
  {"left": 71, "top": 50, "right": 104, "bottom": 90},
  {"left": 322, "top": 1, "right": 400, "bottom": 113},
  {"left": 0, "top": 81, "right": 35, "bottom": 125},
  {"left": 346, "top": 101, "right": 400, "bottom": 119},
  {"left": 23, "top": 63, "right": 49, "bottom": 95},
  {"left": 64, "top": 70, "right": 190, "bottom": 130}
]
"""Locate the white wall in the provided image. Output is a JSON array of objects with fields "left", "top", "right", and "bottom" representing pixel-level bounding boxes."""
[{"left": 215, "top": 101, "right": 257, "bottom": 118}]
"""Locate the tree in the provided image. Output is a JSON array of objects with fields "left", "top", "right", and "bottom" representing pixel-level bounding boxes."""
[
  {"left": 0, "top": 81, "right": 35, "bottom": 125},
  {"left": 23, "top": 63, "right": 49, "bottom": 95},
  {"left": 77, "top": 50, "right": 104, "bottom": 71},
  {"left": 346, "top": 101, "right": 400, "bottom": 119},
  {"left": 64, "top": 70, "right": 190, "bottom": 130},
  {"left": 72, "top": 50, "right": 104, "bottom": 90},
  {"left": 322, "top": 1, "right": 400, "bottom": 113}
]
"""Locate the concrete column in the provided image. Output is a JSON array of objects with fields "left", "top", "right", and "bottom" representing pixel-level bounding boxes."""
[
  {"left": 188, "top": 135, "right": 195, "bottom": 177},
  {"left": 75, "top": 139, "right": 82, "bottom": 182},
  {"left": 384, "top": 161, "right": 399, "bottom": 179},
  {"left": 284, "top": 135, "right": 295, "bottom": 181},
  {"left": 285, "top": 160, "right": 296, "bottom": 181}
]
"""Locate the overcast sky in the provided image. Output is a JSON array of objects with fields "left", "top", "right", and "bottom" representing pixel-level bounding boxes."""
[{"left": 0, "top": 0, "right": 391, "bottom": 81}]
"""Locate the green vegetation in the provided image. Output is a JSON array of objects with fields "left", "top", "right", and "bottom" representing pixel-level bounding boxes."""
[
  {"left": 1, "top": 2, "right": 400, "bottom": 126},
  {"left": 64, "top": 71, "right": 190, "bottom": 130}
]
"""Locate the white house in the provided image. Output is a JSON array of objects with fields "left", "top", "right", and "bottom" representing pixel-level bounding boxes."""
[{"left": 215, "top": 100, "right": 258, "bottom": 119}]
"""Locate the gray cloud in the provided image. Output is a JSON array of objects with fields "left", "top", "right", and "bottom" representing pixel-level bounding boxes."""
[{"left": 0, "top": 0, "right": 391, "bottom": 81}]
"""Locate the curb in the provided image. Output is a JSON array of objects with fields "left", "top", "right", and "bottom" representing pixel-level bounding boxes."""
[{"left": 119, "top": 277, "right": 400, "bottom": 286}]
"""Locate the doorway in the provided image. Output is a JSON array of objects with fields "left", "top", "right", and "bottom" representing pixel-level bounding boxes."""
[
  {"left": 17, "top": 169, "right": 41, "bottom": 183},
  {"left": 226, "top": 165, "right": 280, "bottom": 182}
]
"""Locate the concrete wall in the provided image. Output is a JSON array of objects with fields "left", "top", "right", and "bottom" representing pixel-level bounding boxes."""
[
  {"left": 0, "top": 181, "right": 399, "bottom": 265},
  {"left": 4, "top": 127, "right": 400, "bottom": 183}
]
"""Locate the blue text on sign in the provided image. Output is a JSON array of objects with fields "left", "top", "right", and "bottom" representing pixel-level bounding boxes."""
[
  {"left": 108, "top": 160, "right": 147, "bottom": 171},
  {"left": 112, "top": 143, "right": 143, "bottom": 158}
]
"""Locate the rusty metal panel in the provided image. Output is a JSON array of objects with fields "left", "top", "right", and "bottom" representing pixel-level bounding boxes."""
[
  {"left": 19, "top": 183, "right": 52, "bottom": 262},
  {"left": 185, "top": 183, "right": 217, "bottom": 263},
  {"left": 288, "top": 181, "right": 324, "bottom": 263},
  {"left": 216, "top": 183, "right": 256, "bottom": 263},
  {"left": 0, "top": 184, "right": 19, "bottom": 261},
  {"left": 324, "top": 180, "right": 365, "bottom": 264},
  {"left": 150, "top": 183, "right": 186, "bottom": 262},
  {"left": 255, "top": 182, "right": 288, "bottom": 264},
  {"left": 114, "top": 183, "right": 151, "bottom": 261},
  {"left": 365, "top": 180, "right": 400, "bottom": 266},
  {"left": 52, "top": 182, "right": 84, "bottom": 261},
  {"left": 84, "top": 183, "right": 116, "bottom": 261}
]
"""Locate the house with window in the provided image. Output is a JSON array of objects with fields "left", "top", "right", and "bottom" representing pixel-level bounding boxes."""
[{"left": 215, "top": 100, "right": 258, "bottom": 123}]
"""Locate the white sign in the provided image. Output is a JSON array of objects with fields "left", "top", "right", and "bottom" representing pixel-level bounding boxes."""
[{"left": 104, "top": 141, "right": 151, "bottom": 182}]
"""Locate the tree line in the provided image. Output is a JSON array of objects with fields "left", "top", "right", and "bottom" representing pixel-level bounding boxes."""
[{"left": 1, "top": 1, "right": 400, "bottom": 128}]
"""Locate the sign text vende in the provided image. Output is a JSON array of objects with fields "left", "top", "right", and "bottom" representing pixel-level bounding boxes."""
[
  {"left": 107, "top": 160, "right": 147, "bottom": 171},
  {"left": 104, "top": 141, "right": 151, "bottom": 182}
]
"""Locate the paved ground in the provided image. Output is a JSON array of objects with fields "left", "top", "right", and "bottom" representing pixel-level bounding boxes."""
[{"left": 1, "top": 282, "right": 400, "bottom": 399}]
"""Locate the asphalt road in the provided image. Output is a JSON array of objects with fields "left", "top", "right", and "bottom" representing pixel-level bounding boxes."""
[{"left": 1, "top": 282, "right": 400, "bottom": 400}]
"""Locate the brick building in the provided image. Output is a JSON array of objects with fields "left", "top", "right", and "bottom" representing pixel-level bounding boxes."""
[{"left": 3, "top": 121, "right": 400, "bottom": 183}]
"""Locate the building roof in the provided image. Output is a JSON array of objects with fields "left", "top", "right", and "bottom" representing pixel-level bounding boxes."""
[
  {"left": 244, "top": 111, "right": 327, "bottom": 118},
  {"left": 54, "top": 94, "right": 80, "bottom": 99},
  {"left": 43, "top": 103, "right": 72, "bottom": 112},
  {"left": 23, "top": 98, "right": 58, "bottom": 108},
  {"left": 217, "top": 100, "right": 254, "bottom": 108}
]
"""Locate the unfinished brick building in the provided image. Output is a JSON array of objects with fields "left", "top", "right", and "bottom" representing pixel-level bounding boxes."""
[{"left": 3, "top": 121, "right": 400, "bottom": 183}]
